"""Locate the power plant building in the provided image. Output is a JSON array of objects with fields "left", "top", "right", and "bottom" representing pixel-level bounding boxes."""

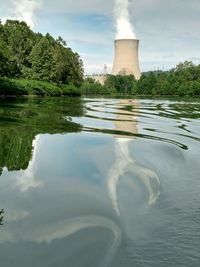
[{"left": 112, "top": 39, "right": 141, "bottom": 80}]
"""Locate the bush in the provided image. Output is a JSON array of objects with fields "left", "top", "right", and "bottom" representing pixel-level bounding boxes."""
[
  {"left": 0, "top": 78, "right": 29, "bottom": 95},
  {"left": 0, "top": 78, "right": 63, "bottom": 96},
  {"left": 81, "top": 81, "right": 114, "bottom": 95},
  {"left": 105, "top": 75, "right": 137, "bottom": 95},
  {"left": 178, "top": 81, "right": 200, "bottom": 96},
  {"left": 26, "top": 80, "right": 62, "bottom": 96},
  {"left": 61, "top": 84, "right": 81, "bottom": 96}
]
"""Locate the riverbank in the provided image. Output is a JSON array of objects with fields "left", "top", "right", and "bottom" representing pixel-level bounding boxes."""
[
  {"left": 1, "top": 77, "right": 200, "bottom": 98},
  {"left": 0, "top": 78, "right": 81, "bottom": 97}
]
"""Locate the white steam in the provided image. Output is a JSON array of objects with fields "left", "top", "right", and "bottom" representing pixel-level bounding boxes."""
[
  {"left": 3, "top": 0, "right": 41, "bottom": 29},
  {"left": 114, "top": 0, "right": 136, "bottom": 40}
]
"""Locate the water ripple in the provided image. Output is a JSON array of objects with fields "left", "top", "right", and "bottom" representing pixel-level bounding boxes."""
[{"left": 72, "top": 98, "right": 200, "bottom": 151}]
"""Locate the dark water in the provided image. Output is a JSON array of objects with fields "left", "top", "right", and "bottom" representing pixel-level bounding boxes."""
[{"left": 0, "top": 97, "right": 200, "bottom": 267}]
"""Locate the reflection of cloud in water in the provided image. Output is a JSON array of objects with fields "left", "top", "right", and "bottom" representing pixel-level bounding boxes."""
[
  {"left": 33, "top": 216, "right": 121, "bottom": 266},
  {"left": 31, "top": 214, "right": 121, "bottom": 244},
  {"left": 15, "top": 135, "right": 44, "bottom": 192},
  {"left": 108, "top": 100, "right": 160, "bottom": 217},
  {"left": 1, "top": 215, "right": 121, "bottom": 267},
  {"left": 31, "top": 215, "right": 121, "bottom": 266},
  {"left": 6, "top": 210, "right": 30, "bottom": 222}
]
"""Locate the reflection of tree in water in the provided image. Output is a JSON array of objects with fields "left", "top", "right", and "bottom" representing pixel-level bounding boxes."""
[
  {"left": 0, "top": 209, "right": 4, "bottom": 225},
  {"left": 0, "top": 131, "right": 35, "bottom": 172},
  {"left": 0, "top": 97, "right": 84, "bottom": 174}
]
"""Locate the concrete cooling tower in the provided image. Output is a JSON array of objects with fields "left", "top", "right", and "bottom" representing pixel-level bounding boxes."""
[{"left": 112, "top": 39, "right": 141, "bottom": 80}]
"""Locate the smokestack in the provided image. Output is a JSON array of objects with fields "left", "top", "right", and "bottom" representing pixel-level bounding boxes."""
[{"left": 112, "top": 39, "right": 141, "bottom": 80}]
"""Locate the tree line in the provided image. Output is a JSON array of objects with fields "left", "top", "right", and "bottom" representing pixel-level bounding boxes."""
[
  {"left": 0, "top": 20, "right": 199, "bottom": 97},
  {"left": 0, "top": 20, "right": 84, "bottom": 87},
  {"left": 104, "top": 61, "right": 200, "bottom": 96}
]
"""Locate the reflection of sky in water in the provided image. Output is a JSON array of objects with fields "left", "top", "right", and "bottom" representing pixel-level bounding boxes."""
[
  {"left": 0, "top": 98, "right": 200, "bottom": 267},
  {"left": 0, "top": 126, "right": 161, "bottom": 266},
  {"left": 35, "top": 133, "right": 114, "bottom": 185},
  {"left": 72, "top": 117, "right": 114, "bottom": 130},
  {"left": 108, "top": 139, "right": 160, "bottom": 217},
  {"left": 15, "top": 135, "right": 43, "bottom": 192},
  {"left": 87, "top": 110, "right": 117, "bottom": 120},
  {"left": 0, "top": 133, "right": 121, "bottom": 266}
]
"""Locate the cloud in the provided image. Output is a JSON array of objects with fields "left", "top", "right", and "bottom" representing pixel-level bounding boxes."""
[
  {"left": 114, "top": 0, "right": 136, "bottom": 39},
  {"left": 1, "top": 0, "right": 200, "bottom": 72},
  {"left": 2, "top": 0, "right": 42, "bottom": 28}
]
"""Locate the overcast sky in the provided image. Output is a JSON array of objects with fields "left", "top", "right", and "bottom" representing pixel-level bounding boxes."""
[{"left": 1, "top": 0, "right": 200, "bottom": 74}]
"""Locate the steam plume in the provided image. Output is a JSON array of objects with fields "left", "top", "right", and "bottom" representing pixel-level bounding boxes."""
[
  {"left": 3, "top": 0, "right": 41, "bottom": 28},
  {"left": 114, "top": 0, "right": 136, "bottom": 40}
]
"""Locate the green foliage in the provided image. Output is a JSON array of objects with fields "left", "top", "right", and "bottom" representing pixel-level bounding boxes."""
[
  {"left": 3, "top": 20, "right": 36, "bottom": 75},
  {"left": 178, "top": 81, "right": 200, "bottom": 96},
  {"left": 84, "top": 77, "right": 96, "bottom": 83},
  {"left": 0, "top": 78, "right": 64, "bottom": 96},
  {"left": 136, "top": 73, "right": 156, "bottom": 95},
  {"left": 175, "top": 61, "right": 195, "bottom": 71},
  {"left": 0, "top": 21, "right": 13, "bottom": 76},
  {"left": 0, "top": 78, "right": 28, "bottom": 95},
  {"left": 0, "top": 39, "right": 12, "bottom": 76},
  {"left": 105, "top": 75, "right": 136, "bottom": 94},
  {"left": 135, "top": 62, "right": 200, "bottom": 96},
  {"left": 0, "top": 19, "right": 84, "bottom": 86},
  {"left": 29, "top": 36, "right": 56, "bottom": 82},
  {"left": 0, "top": 78, "right": 84, "bottom": 97},
  {"left": 81, "top": 79, "right": 113, "bottom": 95},
  {"left": 69, "top": 64, "right": 200, "bottom": 97},
  {"left": 61, "top": 84, "right": 81, "bottom": 96},
  {"left": 20, "top": 80, "right": 63, "bottom": 96}
]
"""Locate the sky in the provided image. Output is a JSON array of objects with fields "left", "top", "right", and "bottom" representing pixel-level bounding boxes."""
[{"left": 0, "top": 0, "right": 200, "bottom": 74}]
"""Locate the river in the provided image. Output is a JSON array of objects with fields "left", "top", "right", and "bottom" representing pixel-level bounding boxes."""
[{"left": 0, "top": 97, "right": 200, "bottom": 266}]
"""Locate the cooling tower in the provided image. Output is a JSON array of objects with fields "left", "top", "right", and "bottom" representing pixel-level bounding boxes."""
[{"left": 112, "top": 39, "right": 141, "bottom": 80}]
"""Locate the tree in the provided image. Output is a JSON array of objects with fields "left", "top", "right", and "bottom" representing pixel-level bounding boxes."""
[
  {"left": 178, "top": 81, "right": 200, "bottom": 96},
  {"left": 29, "top": 36, "right": 56, "bottom": 82},
  {"left": 175, "top": 61, "right": 194, "bottom": 71},
  {"left": 0, "top": 20, "right": 12, "bottom": 76},
  {"left": 155, "top": 79, "right": 170, "bottom": 95},
  {"left": 70, "top": 52, "right": 84, "bottom": 86},
  {"left": 0, "top": 19, "right": 84, "bottom": 86},
  {"left": 0, "top": 37, "right": 11, "bottom": 77},
  {"left": 136, "top": 72, "right": 157, "bottom": 95},
  {"left": 105, "top": 75, "right": 136, "bottom": 94},
  {"left": 56, "top": 36, "right": 67, "bottom": 47},
  {"left": 4, "top": 20, "right": 36, "bottom": 75}
]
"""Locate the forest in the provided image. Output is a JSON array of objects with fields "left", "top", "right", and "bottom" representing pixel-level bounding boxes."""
[{"left": 0, "top": 20, "right": 83, "bottom": 96}]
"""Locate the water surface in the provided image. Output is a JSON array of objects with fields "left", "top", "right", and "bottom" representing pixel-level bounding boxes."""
[{"left": 0, "top": 97, "right": 200, "bottom": 267}]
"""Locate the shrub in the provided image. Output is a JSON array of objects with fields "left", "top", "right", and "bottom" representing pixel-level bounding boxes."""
[
  {"left": 61, "top": 84, "right": 81, "bottom": 96},
  {"left": 0, "top": 78, "right": 29, "bottom": 95},
  {"left": 81, "top": 81, "right": 114, "bottom": 95},
  {"left": 178, "top": 81, "right": 200, "bottom": 96},
  {"left": 0, "top": 78, "right": 63, "bottom": 96}
]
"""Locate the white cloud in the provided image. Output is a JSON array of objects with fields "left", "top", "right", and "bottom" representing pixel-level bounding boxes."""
[
  {"left": 1, "top": 0, "right": 200, "bottom": 71},
  {"left": 2, "top": 0, "right": 42, "bottom": 28}
]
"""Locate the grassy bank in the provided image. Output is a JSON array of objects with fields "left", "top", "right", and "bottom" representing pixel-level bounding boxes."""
[
  {"left": 0, "top": 78, "right": 114, "bottom": 97},
  {"left": 0, "top": 78, "right": 81, "bottom": 97}
]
